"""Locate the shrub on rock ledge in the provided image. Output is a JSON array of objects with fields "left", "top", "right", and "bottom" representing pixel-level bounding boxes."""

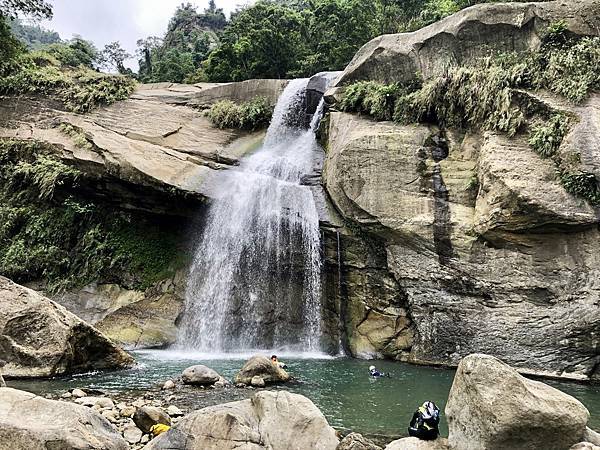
[{"left": 206, "top": 96, "right": 273, "bottom": 130}]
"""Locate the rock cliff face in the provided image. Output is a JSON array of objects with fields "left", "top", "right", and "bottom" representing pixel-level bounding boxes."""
[
  {"left": 322, "top": 0, "right": 600, "bottom": 380},
  {"left": 0, "top": 80, "right": 286, "bottom": 348}
]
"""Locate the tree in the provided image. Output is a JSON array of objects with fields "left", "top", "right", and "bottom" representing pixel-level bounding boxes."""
[
  {"left": 204, "top": 1, "right": 308, "bottom": 81},
  {"left": 0, "top": 0, "right": 52, "bottom": 19},
  {"left": 9, "top": 17, "right": 60, "bottom": 48},
  {"left": 42, "top": 36, "right": 99, "bottom": 68},
  {"left": 136, "top": 36, "right": 162, "bottom": 80},
  {"left": 101, "top": 41, "right": 131, "bottom": 74}
]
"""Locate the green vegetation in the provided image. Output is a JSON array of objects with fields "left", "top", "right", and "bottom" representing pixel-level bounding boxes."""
[
  {"left": 0, "top": 139, "right": 187, "bottom": 293},
  {"left": 0, "top": 54, "right": 136, "bottom": 112},
  {"left": 9, "top": 17, "right": 60, "bottom": 48},
  {"left": 339, "top": 30, "right": 600, "bottom": 205},
  {"left": 59, "top": 123, "right": 92, "bottom": 149},
  {"left": 528, "top": 114, "right": 571, "bottom": 159},
  {"left": 206, "top": 97, "right": 273, "bottom": 130},
  {"left": 131, "top": 0, "right": 541, "bottom": 84},
  {"left": 137, "top": 2, "right": 225, "bottom": 83}
]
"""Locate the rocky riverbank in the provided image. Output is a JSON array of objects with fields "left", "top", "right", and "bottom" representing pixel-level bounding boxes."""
[{"left": 1, "top": 354, "right": 599, "bottom": 450}]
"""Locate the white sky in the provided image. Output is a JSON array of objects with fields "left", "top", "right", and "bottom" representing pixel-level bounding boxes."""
[{"left": 39, "top": 0, "right": 255, "bottom": 69}]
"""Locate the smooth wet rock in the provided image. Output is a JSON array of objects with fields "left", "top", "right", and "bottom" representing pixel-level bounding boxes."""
[
  {"left": 181, "top": 365, "right": 221, "bottom": 386},
  {"left": 446, "top": 354, "right": 590, "bottom": 450},
  {"left": 385, "top": 437, "right": 448, "bottom": 450},
  {"left": 337, "top": 432, "right": 382, "bottom": 450},
  {"left": 143, "top": 390, "right": 339, "bottom": 450},
  {"left": 251, "top": 375, "right": 266, "bottom": 387},
  {"left": 234, "top": 355, "right": 290, "bottom": 385},
  {"left": 0, "top": 387, "right": 128, "bottom": 449},
  {"left": 0, "top": 276, "right": 133, "bottom": 378},
  {"left": 133, "top": 406, "right": 171, "bottom": 434}
]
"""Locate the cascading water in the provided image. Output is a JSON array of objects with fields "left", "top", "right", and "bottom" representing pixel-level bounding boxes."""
[{"left": 178, "top": 79, "right": 328, "bottom": 353}]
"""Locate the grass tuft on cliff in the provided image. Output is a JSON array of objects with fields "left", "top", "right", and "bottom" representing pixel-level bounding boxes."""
[
  {"left": 0, "top": 138, "right": 187, "bottom": 293},
  {"left": 206, "top": 96, "right": 273, "bottom": 130},
  {"left": 0, "top": 52, "right": 136, "bottom": 113}
]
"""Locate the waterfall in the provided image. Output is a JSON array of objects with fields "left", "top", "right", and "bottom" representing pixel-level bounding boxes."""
[{"left": 177, "top": 79, "right": 327, "bottom": 354}]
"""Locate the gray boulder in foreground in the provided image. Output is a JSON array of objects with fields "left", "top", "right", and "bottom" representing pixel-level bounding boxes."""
[
  {"left": 446, "top": 354, "right": 590, "bottom": 450},
  {"left": 0, "top": 276, "right": 133, "bottom": 378},
  {"left": 234, "top": 355, "right": 290, "bottom": 385},
  {"left": 181, "top": 364, "right": 221, "bottom": 385},
  {"left": 0, "top": 387, "right": 128, "bottom": 450},
  {"left": 144, "top": 390, "right": 339, "bottom": 450}
]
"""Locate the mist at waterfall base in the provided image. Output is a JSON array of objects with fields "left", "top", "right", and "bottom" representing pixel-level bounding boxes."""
[{"left": 177, "top": 78, "right": 326, "bottom": 355}]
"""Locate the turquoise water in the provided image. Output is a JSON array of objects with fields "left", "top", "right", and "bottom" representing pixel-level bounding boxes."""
[{"left": 7, "top": 351, "right": 600, "bottom": 439}]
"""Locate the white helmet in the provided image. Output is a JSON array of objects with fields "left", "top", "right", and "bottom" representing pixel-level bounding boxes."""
[{"left": 369, "top": 366, "right": 376, "bottom": 371}]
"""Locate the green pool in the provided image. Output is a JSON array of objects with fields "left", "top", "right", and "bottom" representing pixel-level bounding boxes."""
[{"left": 7, "top": 351, "right": 600, "bottom": 440}]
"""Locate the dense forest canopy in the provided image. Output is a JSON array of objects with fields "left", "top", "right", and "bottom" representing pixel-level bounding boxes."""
[{"left": 1, "top": 0, "right": 543, "bottom": 83}]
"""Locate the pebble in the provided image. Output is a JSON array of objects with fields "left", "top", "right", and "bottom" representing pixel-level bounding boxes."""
[
  {"left": 140, "top": 434, "right": 150, "bottom": 444},
  {"left": 123, "top": 425, "right": 143, "bottom": 444},
  {"left": 132, "top": 399, "right": 148, "bottom": 408},
  {"left": 61, "top": 392, "right": 72, "bottom": 399},
  {"left": 71, "top": 388, "right": 87, "bottom": 398},
  {"left": 102, "top": 410, "right": 119, "bottom": 423},
  {"left": 162, "top": 380, "right": 175, "bottom": 390},
  {"left": 120, "top": 405, "right": 136, "bottom": 418},
  {"left": 167, "top": 405, "right": 183, "bottom": 417}
]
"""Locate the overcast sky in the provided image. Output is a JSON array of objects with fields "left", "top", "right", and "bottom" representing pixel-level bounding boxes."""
[{"left": 40, "top": 0, "right": 254, "bottom": 69}]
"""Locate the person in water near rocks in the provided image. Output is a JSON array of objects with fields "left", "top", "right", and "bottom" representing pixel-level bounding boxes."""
[
  {"left": 369, "top": 365, "right": 387, "bottom": 377},
  {"left": 408, "top": 401, "right": 440, "bottom": 441},
  {"left": 271, "top": 355, "right": 287, "bottom": 369}
]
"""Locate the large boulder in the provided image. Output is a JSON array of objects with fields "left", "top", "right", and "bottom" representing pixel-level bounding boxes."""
[
  {"left": 385, "top": 437, "right": 449, "bottom": 450},
  {"left": 0, "top": 387, "right": 128, "bottom": 450},
  {"left": 143, "top": 391, "right": 339, "bottom": 450},
  {"left": 0, "top": 276, "right": 133, "bottom": 378},
  {"left": 334, "top": 0, "right": 600, "bottom": 86},
  {"left": 446, "top": 354, "right": 590, "bottom": 450},
  {"left": 234, "top": 355, "right": 290, "bottom": 385},
  {"left": 181, "top": 365, "right": 221, "bottom": 386}
]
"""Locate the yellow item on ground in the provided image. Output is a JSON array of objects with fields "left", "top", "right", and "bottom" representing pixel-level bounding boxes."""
[{"left": 150, "top": 424, "right": 171, "bottom": 437}]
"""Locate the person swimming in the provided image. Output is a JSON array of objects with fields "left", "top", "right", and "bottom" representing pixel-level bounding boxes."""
[{"left": 369, "top": 365, "right": 386, "bottom": 378}]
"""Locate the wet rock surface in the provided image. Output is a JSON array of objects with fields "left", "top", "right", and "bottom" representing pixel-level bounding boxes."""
[
  {"left": 234, "top": 355, "right": 291, "bottom": 385},
  {"left": 181, "top": 365, "right": 221, "bottom": 385}
]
